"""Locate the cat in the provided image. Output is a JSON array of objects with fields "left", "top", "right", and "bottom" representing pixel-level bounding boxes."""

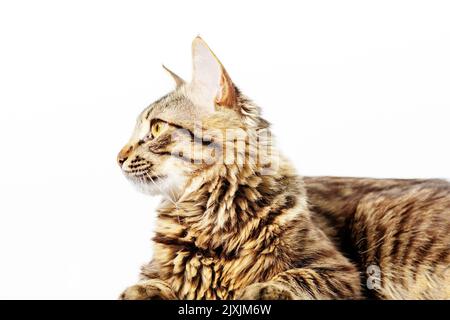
[{"left": 117, "top": 37, "right": 450, "bottom": 300}]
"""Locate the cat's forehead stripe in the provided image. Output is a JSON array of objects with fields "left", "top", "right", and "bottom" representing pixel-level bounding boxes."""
[
  {"left": 143, "top": 94, "right": 168, "bottom": 120},
  {"left": 144, "top": 93, "right": 186, "bottom": 120}
]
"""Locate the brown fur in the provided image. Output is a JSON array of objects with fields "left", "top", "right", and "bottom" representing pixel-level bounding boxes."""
[
  {"left": 306, "top": 177, "right": 450, "bottom": 299},
  {"left": 118, "top": 37, "right": 450, "bottom": 300}
]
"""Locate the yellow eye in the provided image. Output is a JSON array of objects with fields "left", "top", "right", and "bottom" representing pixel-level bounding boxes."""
[{"left": 151, "top": 121, "right": 166, "bottom": 138}]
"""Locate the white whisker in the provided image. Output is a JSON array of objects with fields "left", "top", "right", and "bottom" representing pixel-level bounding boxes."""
[{"left": 145, "top": 172, "right": 179, "bottom": 209}]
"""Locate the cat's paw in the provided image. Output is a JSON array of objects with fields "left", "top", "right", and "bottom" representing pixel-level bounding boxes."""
[
  {"left": 119, "top": 279, "right": 177, "bottom": 300},
  {"left": 238, "top": 282, "right": 295, "bottom": 300}
]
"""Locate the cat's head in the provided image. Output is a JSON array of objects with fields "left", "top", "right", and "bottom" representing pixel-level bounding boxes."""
[{"left": 117, "top": 37, "right": 271, "bottom": 198}]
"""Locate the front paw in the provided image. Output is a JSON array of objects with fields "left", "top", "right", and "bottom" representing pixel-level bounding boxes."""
[
  {"left": 119, "top": 279, "right": 177, "bottom": 300},
  {"left": 238, "top": 282, "right": 295, "bottom": 300}
]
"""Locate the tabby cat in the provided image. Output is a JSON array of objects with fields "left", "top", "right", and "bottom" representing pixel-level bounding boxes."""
[{"left": 117, "top": 37, "right": 450, "bottom": 300}]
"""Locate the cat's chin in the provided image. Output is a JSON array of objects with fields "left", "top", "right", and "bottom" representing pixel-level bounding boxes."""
[
  {"left": 127, "top": 174, "right": 186, "bottom": 199},
  {"left": 126, "top": 177, "right": 165, "bottom": 196}
]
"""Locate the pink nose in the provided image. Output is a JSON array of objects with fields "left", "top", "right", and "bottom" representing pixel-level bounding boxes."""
[{"left": 117, "top": 144, "right": 134, "bottom": 167}]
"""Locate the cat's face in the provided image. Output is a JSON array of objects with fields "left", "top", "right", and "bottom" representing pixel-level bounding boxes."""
[
  {"left": 117, "top": 37, "right": 265, "bottom": 198},
  {"left": 117, "top": 91, "right": 202, "bottom": 197}
]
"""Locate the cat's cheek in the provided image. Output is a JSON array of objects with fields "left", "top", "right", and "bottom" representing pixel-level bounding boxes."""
[
  {"left": 160, "top": 174, "right": 188, "bottom": 197},
  {"left": 158, "top": 160, "right": 190, "bottom": 192}
]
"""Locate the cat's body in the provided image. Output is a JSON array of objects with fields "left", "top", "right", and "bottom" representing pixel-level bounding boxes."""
[
  {"left": 306, "top": 176, "right": 450, "bottom": 299},
  {"left": 118, "top": 37, "right": 450, "bottom": 300},
  {"left": 126, "top": 174, "right": 449, "bottom": 300}
]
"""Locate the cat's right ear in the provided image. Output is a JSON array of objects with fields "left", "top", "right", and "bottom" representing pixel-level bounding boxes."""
[
  {"left": 190, "top": 36, "right": 237, "bottom": 112},
  {"left": 162, "top": 64, "right": 185, "bottom": 88}
]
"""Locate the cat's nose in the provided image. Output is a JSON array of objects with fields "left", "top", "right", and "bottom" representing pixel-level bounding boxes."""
[
  {"left": 117, "top": 144, "right": 134, "bottom": 167},
  {"left": 117, "top": 155, "right": 127, "bottom": 167}
]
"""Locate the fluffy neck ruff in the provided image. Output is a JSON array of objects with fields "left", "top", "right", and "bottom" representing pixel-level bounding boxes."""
[{"left": 156, "top": 149, "right": 308, "bottom": 258}]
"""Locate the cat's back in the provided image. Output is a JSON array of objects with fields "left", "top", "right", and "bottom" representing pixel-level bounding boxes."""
[{"left": 304, "top": 176, "right": 450, "bottom": 299}]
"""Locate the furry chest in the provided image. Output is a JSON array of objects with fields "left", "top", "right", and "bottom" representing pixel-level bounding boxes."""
[
  {"left": 171, "top": 250, "right": 225, "bottom": 299},
  {"left": 156, "top": 245, "right": 259, "bottom": 300}
]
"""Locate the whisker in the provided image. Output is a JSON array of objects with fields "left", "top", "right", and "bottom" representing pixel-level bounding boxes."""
[{"left": 144, "top": 172, "right": 179, "bottom": 209}]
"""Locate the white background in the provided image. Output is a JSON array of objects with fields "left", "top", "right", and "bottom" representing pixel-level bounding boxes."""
[{"left": 0, "top": 1, "right": 449, "bottom": 299}]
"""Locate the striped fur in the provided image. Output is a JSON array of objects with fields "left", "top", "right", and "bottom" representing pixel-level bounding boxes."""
[
  {"left": 118, "top": 37, "right": 450, "bottom": 300},
  {"left": 306, "top": 177, "right": 450, "bottom": 299}
]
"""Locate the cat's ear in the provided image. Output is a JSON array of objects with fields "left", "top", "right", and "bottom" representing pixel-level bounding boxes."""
[
  {"left": 190, "top": 36, "right": 237, "bottom": 110},
  {"left": 162, "top": 64, "right": 185, "bottom": 88}
]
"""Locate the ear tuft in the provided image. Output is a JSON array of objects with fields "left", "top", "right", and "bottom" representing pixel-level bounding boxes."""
[
  {"left": 216, "top": 66, "right": 236, "bottom": 107},
  {"left": 162, "top": 64, "right": 185, "bottom": 88}
]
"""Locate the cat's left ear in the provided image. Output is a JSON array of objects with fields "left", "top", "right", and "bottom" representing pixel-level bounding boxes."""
[
  {"left": 190, "top": 36, "right": 237, "bottom": 110},
  {"left": 162, "top": 64, "right": 185, "bottom": 88}
]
